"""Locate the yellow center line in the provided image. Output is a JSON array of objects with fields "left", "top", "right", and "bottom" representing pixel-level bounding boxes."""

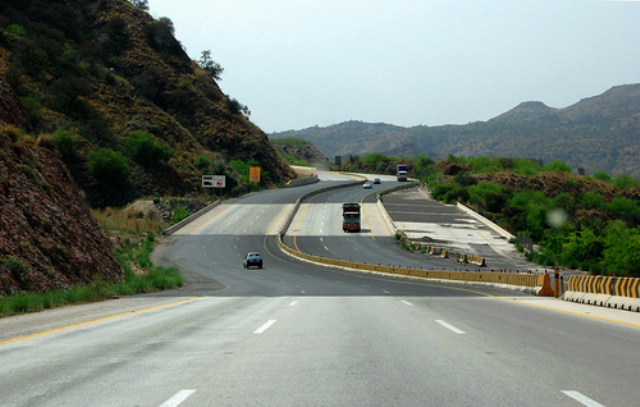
[
  {"left": 493, "top": 296, "right": 640, "bottom": 328},
  {"left": 360, "top": 194, "right": 375, "bottom": 241},
  {"left": 0, "top": 297, "right": 203, "bottom": 346},
  {"left": 293, "top": 197, "right": 315, "bottom": 252},
  {"left": 263, "top": 204, "right": 292, "bottom": 256}
]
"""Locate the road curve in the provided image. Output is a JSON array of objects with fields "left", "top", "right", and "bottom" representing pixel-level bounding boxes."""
[{"left": 1, "top": 174, "right": 639, "bottom": 406}]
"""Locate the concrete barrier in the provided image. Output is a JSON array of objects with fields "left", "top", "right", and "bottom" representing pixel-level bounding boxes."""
[
  {"left": 456, "top": 202, "right": 514, "bottom": 240},
  {"left": 456, "top": 252, "right": 486, "bottom": 267},
  {"left": 163, "top": 200, "right": 221, "bottom": 235},
  {"left": 563, "top": 275, "right": 640, "bottom": 311},
  {"left": 287, "top": 174, "right": 319, "bottom": 187}
]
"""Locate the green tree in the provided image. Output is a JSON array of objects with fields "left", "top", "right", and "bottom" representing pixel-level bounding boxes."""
[
  {"left": 363, "top": 153, "right": 391, "bottom": 169},
  {"left": 129, "top": 0, "right": 149, "bottom": 10},
  {"left": 199, "top": 50, "right": 224, "bottom": 80},
  {"left": 602, "top": 221, "right": 640, "bottom": 276},
  {"left": 561, "top": 228, "right": 603, "bottom": 265},
  {"left": 580, "top": 192, "right": 605, "bottom": 210}
]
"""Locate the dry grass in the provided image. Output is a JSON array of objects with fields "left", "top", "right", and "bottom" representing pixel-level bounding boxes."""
[{"left": 92, "top": 204, "right": 168, "bottom": 243}]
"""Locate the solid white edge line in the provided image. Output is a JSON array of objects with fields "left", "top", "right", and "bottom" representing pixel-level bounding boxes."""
[
  {"left": 254, "top": 319, "right": 277, "bottom": 334},
  {"left": 401, "top": 300, "right": 414, "bottom": 307},
  {"left": 436, "top": 320, "right": 466, "bottom": 334},
  {"left": 159, "top": 389, "right": 196, "bottom": 407},
  {"left": 561, "top": 391, "right": 606, "bottom": 407}
]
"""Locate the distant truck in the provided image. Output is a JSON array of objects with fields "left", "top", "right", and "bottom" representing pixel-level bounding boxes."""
[
  {"left": 397, "top": 164, "right": 408, "bottom": 181},
  {"left": 342, "top": 203, "right": 361, "bottom": 232}
]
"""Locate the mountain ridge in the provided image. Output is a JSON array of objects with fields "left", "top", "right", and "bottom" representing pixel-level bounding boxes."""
[{"left": 271, "top": 84, "right": 640, "bottom": 178}]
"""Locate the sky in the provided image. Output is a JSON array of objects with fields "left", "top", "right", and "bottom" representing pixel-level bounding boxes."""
[{"left": 148, "top": 0, "right": 640, "bottom": 133}]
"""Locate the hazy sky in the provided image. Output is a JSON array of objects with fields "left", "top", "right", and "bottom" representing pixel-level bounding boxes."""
[{"left": 148, "top": 0, "right": 640, "bottom": 133}]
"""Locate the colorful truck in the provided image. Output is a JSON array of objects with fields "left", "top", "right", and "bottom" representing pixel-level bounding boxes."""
[
  {"left": 342, "top": 203, "right": 361, "bottom": 232},
  {"left": 397, "top": 164, "right": 408, "bottom": 181}
]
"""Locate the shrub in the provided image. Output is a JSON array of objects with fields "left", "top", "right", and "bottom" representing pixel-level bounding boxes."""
[
  {"left": 172, "top": 206, "right": 189, "bottom": 224},
  {"left": 126, "top": 131, "right": 174, "bottom": 165},
  {"left": 6, "top": 24, "right": 27, "bottom": 37},
  {"left": 88, "top": 148, "right": 130, "bottom": 187},
  {"left": 0, "top": 125, "right": 23, "bottom": 142},
  {"left": 195, "top": 155, "right": 212, "bottom": 170},
  {"left": 544, "top": 160, "right": 572, "bottom": 174},
  {"left": 612, "top": 174, "right": 640, "bottom": 191},
  {"left": 454, "top": 171, "right": 477, "bottom": 186},
  {"left": 512, "top": 158, "right": 544, "bottom": 175},
  {"left": 444, "top": 185, "right": 469, "bottom": 204},
  {"left": 593, "top": 171, "right": 611, "bottom": 182},
  {"left": 36, "top": 134, "right": 57, "bottom": 150}
]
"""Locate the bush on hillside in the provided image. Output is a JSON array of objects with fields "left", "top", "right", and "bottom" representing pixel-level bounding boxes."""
[
  {"left": 126, "top": 131, "right": 174, "bottom": 165},
  {"left": 88, "top": 148, "right": 130, "bottom": 187}
]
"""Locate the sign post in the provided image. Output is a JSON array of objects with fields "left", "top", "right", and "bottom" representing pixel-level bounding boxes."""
[{"left": 202, "top": 175, "right": 226, "bottom": 200}]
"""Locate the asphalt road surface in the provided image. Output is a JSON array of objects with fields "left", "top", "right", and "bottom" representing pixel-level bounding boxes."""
[{"left": 1, "top": 172, "right": 639, "bottom": 406}]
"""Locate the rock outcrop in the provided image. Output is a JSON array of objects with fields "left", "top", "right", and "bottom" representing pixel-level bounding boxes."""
[{"left": 0, "top": 77, "right": 122, "bottom": 296}]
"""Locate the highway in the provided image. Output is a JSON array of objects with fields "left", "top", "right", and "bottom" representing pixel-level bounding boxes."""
[{"left": 1, "top": 172, "right": 639, "bottom": 406}]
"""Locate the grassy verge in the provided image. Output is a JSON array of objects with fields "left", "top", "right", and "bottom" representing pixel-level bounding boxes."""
[{"left": 0, "top": 206, "right": 183, "bottom": 318}]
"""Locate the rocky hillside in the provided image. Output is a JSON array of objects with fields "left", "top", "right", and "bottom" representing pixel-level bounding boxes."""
[
  {"left": 271, "top": 84, "right": 640, "bottom": 178},
  {"left": 0, "top": 122, "right": 123, "bottom": 296},
  {"left": 270, "top": 137, "right": 330, "bottom": 169},
  {"left": 0, "top": 0, "right": 294, "bottom": 207}
]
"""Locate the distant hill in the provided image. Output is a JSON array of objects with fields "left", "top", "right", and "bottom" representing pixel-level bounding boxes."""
[{"left": 271, "top": 84, "right": 640, "bottom": 178}]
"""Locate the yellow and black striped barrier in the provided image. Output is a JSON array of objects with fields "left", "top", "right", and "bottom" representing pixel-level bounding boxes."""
[
  {"left": 279, "top": 238, "right": 554, "bottom": 296},
  {"left": 564, "top": 275, "right": 640, "bottom": 311}
]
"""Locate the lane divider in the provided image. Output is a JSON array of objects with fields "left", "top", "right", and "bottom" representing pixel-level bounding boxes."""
[
  {"left": 561, "top": 390, "right": 605, "bottom": 407},
  {"left": 159, "top": 389, "right": 196, "bottom": 407},
  {"left": 254, "top": 319, "right": 277, "bottom": 334},
  {"left": 436, "top": 320, "right": 466, "bottom": 335}
]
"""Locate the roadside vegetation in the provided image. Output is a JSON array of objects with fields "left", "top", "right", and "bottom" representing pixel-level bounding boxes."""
[
  {"left": 0, "top": 208, "right": 182, "bottom": 318},
  {"left": 339, "top": 153, "right": 640, "bottom": 276},
  {"left": 270, "top": 137, "right": 318, "bottom": 167}
]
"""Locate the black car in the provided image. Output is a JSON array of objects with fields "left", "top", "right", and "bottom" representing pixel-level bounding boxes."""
[
  {"left": 243, "top": 252, "right": 263, "bottom": 269},
  {"left": 373, "top": 178, "right": 381, "bottom": 184}
]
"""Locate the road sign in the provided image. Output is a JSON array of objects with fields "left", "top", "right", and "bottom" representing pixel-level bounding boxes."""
[
  {"left": 202, "top": 175, "right": 225, "bottom": 188},
  {"left": 249, "top": 167, "right": 260, "bottom": 182}
]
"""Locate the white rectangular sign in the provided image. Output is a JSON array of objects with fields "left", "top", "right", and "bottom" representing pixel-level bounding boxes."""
[{"left": 202, "top": 175, "right": 225, "bottom": 188}]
